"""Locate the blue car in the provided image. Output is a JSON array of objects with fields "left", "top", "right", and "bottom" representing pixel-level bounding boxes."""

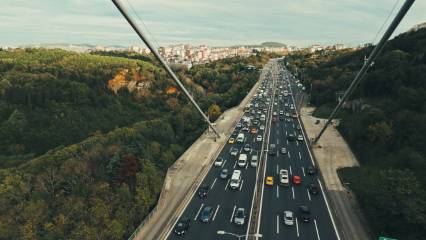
[{"left": 199, "top": 206, "right": 214, "bottom": 223}]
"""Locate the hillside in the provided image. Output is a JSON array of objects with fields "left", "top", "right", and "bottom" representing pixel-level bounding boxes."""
[
  {"left": 0, "top": 48, "right": 273, "bottom": 239},
  {"left": 286, "top": 28, "right": 426, "bottom": 239}
]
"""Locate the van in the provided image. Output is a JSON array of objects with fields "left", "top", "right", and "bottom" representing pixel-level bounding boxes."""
[
  {"left": 238, "top": 154, "right": 247, "bottom": 168},
  {"left": 251, "top": 154, "right": 258, "bottom": 167},
  {"left": 237, "top": 133, "right": 245, "bottom": 143},
  {"left": 230, "top": 170, "right": 242, "bottom": 189},
  {"left": 268, "top": 144, "right": 276, "bottom": 155}
]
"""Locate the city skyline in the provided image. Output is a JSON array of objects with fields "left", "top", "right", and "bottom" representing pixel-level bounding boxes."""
[{"left": 1, "top": 0, "right": 426, "bottom": 47}]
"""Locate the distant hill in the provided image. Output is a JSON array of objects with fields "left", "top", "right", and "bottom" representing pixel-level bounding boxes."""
[{"left": 260, "top": 42, "right": 287, "bottom": 47}]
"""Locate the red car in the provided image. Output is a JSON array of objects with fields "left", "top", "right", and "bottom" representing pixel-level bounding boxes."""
[
  {"left": 293, "top": 175, "right": 301, "bottom": 185},
  {"left": 272, "top": 117, "right": 277, "bottom": 123}
]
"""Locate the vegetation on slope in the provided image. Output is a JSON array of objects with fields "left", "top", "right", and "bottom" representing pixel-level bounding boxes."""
[
  {"left": 0, "top": 48, "right": 274, "bottom": 239},
  {"left": 285, "top": 28, "right": 426, "bottom": 239}
]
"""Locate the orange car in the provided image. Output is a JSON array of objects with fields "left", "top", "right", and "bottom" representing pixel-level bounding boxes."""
[{"left": 251, "top": 128, "right": 258, "bottom": 134}]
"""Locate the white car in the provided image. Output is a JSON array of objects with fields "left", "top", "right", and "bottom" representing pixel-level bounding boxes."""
[
  {"left": 260, "top": 125, "right": 265, "bottom": 130},
  {"left": 279, "top": 169, "right": 289, "bottom": 186},
  {"left": 297, "top": 135, "right": 304, "bottom": 141},
  {"left": 214, "top": 157, "right": 224, "bottom": 167},
  {"left": 256, "top": 135, "right": 263, "bottom": 142},
  {"left": 284, "top": 211, "right": 294, "bottom": 226}
]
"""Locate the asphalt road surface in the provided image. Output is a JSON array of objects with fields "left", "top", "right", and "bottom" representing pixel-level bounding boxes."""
[{"left": 166, "top": 59, "right": 340, "bottom": 240}]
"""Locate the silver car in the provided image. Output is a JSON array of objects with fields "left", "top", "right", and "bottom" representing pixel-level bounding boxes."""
[
  {"left": 284, "top": 210, "right": 294, "bottom": 226},
  {"left": 234, "top": 208, "right": 246, "bottom": 225}
]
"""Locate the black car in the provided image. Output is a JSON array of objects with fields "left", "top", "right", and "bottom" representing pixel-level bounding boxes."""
[
  {"left": 199, "top": 206, "right": 214, "bottom": 223},
  {"left": 295, "top": 125, "right": 301, "bottom": 131},
  {"left": 231, "top": 131, "right": 238, "bottom": 137},
  {"left": 307, "top": 166, "right": 317, "bottom": 175},
  {"left": 308, "top": 183, "right": 319, "bottom": 195},
  {"left": 287, "top": 133, "right": 295, "bottom": 141},
  {"left": 174, "top": 217, "right": 190, "bottom": 235},
  {"left": 198, "top": 184, "right": 209, "bottom": 198},
  {"left": 299, "top": 206, "right": 311, "bottom": 223},
  {"left": 279, "top": 116, "right": 284, "bottom": 121},
  {"left": 220, "top": 168, "right": 229, "bottom": 179}
]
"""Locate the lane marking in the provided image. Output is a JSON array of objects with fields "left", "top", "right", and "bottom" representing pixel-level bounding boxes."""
[
  {"left": 288, "top": 151, "right": 291, "bottom": 159},
  {"left": 314, "top": 219, "right": 321, "bottom": 240},
  {"left": 296, "top": 217, "right": 300, "bottom": 237},
  {"left": 276, "top": 164, "right": 279, "bottom": 174},
  {"left": 276, "top": 214, "right": 280, "bottom": 234},
  {"left": 212, "top": 204, "right": 220, "bottom": 221},
  {"left": 292, "top": 186, "right": 295, "bottom": 200},
  {"left": 289, "top": 165, "right": 293, "bottom": 175},
  {"left": 276, "top": 185, "right": 279, "bottom": 198},
  {"left": 211, "top": 178, "right": 217, "bottom": 189},
  {"left": 222, "top": 159, "right": 227, "bottom": 168},
  {"left": 307, "top": 188, "right": 312, "bottom": 201},
  {"left": 230, "top": 205, "right": 237, "bottom": 222},
  {"left": 194, "top": 203, "right": 204, "bottom": 221},
  {"left": 239, "top": 179, "right": 244, "bottom": 191},
  {"left": 318, "top": 178, "right": 340, "bottom": 240},
  {"left": 225, "top": 179, "right": 230, "bottom": 190},
  {"left": 285, "top": 130, "right": 288, "bottom": 135},
  {"left": 302, "top": 166, "right": 306, "bottom": 176},
  {"left": 277, "top": 139, "right": 279, "bottom": 145},
  {"left": 233, "top": 160, "right": 237, "bottom": 169},
  {"left": 245, "top": 162, "right": 249, "bottom": 170},
  {"left": 296, "top": 140, "right": 299, "bottom": 147},
  {"left": 299, "top": 152, "right": 302, "bottom": 159}
]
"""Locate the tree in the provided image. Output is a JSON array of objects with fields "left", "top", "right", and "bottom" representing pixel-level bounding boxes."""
[{"left": 207, "top": 104, "right": 222, "bottom": 122}]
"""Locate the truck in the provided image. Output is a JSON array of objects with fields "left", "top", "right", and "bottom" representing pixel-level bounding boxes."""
[{"left": 230, "top": 170, "right": 242, "bottom": 189}]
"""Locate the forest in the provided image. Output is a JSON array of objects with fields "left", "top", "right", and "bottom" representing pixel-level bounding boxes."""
[
  {"left": 0, "top": 48, "right": 273, "bottom": 239},
  {"left": 286, "top": 28, "right": 426, "bottom": 239}
]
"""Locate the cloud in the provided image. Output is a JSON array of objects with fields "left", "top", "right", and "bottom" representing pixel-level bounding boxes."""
[{"left": 0, "top": 0, "right": 425, "bottom": 47}]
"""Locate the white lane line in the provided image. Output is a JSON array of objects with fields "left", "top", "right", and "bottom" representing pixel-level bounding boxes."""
[
  {"left": 276, "top": 214, "right": 280, "bottom": 234},
  {"left": 245, "top": 162, "right": 249, "bottom": 170},
  {"left": 194, "top": 203, "right": 204, "bottom": 221},
  {"left": 233, "top": 160, "right": 237, "bottom": 169},
  {"left": 318, "top": 179, "right": 340, "bottom": 240},
  {"left": 239, "top": 179, "right": 244, "bottom": 191},
  {"left": 272, "top": 175, "right": 279, "bottom": 195},
  {"left": 277, "top": 151, "right": 280, "bottom": 157},
  {"left": 276, "top": 164, "right": 279, "bottom": 174},
  {"left": 288, "top": 151, "right": 291, "bottom": 159},
  {"left": 289, "top": 165, "right": 293, "bottom": 175},
  {"left": 212, "top": 204, "right": 220, "bottom": 221},
  {"left": 250, "top": 149, "right": 253, "bottom": 154},
  {"left": 230, "top": 205, "right": 236, "bottom": 222},
  {"left": 307, "top": 188, "right": 312, "bottom": 201},
  {"left": 211, "top": 178, "right": 217, "bottom": 189},
  {"left": 296, "top": 140, "right": 299, "bottom": 146},
  {"left": 299, "top": 152, "right": 302, "bottom": 159},
  {"left": 253, "top": 138, "right": 255, "bottom": 143},
  {"left": 314, "top": 219, "right": 321, "bottom": 240},
  {"left": 292, "top": 186, "right": 295, "bottom": 200},
  {"left": 285, "top": 130, "right": 288, "bottom": 135},
  {"left": 222, "top": 159, "right": 227, "bottom": 168},
  {"left": 296, "top": 217, "right": 300, "bottom": 237},
  {"left": 239, "top": 148, "right": 243, "bottom": 153},
  {"left": 287, "top": 140, "right": 289, "bottom": 144},
  {"left": 277, "top": 139, "right": 279, "bottom": 145},
  {"left": 225, "top": 179, "right": 230, "bottom": 190},
  {"left": 302, "top": 166, "right": 306, "bottom": 176}
]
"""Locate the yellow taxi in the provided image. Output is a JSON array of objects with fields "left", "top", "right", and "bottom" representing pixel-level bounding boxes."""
[
  {"left": 228, "top": 138, "right": 235, "bottom": 144},
  {"left": 265, "top": 176, "right": 274, "bottom": 186}
]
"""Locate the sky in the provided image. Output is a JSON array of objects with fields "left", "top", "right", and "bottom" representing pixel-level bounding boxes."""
[{"left": 1, "top": 0, "right": 425, "bottom": 47}]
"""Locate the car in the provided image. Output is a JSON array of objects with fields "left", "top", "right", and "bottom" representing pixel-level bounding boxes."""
[
  {"left": 286, "top": 118, "right": 291, "bottom": 122},
  {"left": 228, "top": 138, "right": 235, "bottom": 144},
  {"left": 279, "top": 116, "right": 284, "bottom": 121},
  {"left": 274, "top": 102, "right": 278, "bottom": 106},
  {"left": 308, "top": 183, "right": 319, "bottom": 195},
  {"left": 229, "top": 147, "right": 239, "bottom": 156},
  {"left": 272, "top": 117, "right": 277, "bottom": 123},
  {"left": 199, "top": 206, "right": 214, "bottom": 223},
  {"left": 231, "top": 131, "right": 238, "bottom": 137},
  {"left": 243, "top": 144, "right": 251, "bottom": 152},
  {"left": 242, "top": 126, "right": 249, "bottom": 132},
  {"left": 174, "top": 217, "right": 190, "bottom": 235},
  {"left": 234, "top": 208, "right": 246, "bottom": 225},
  {"left": 253, "top": 120, "right": 259, "bottom": 125},
  {"left": 220, "top": 168, "right": 229, "bottom": 179},
  {"left": 285, "top": 112, "right": 290, "bottom": 117},
  {"left": 287, "top": 133, "right": 295, "bottom": 141},
  {"left": 265, "top": 176, "right": 274, "bottom": 186},
  {"left": 279, "top": 169, "right": 289, "bottom": 186},
  {"left": 292, "top": 113, "right": 298, "bottom": 118},
  {"left": 283, "top": 210, "right": 294, "bottom": 226},
  {"left": 268, "top": 144, "right": 276, "bottom": 155},
  {"left": 236, "top": 123, "right": 242, "bottom": 128},
  {"left": 260, "top": 125, "right": 265, "bottom": 130},
  {"left": 279, "top": 110, "right": 284, "bottom": 115},
  {"left": 297, "top": 135, "right": 304, "bottom": 141},
  {"left": 307, "top": 166, "right": 317, "bottom": 175},
  {"left": 251, "top": 128, "right": 258, "bottom": 134},
  {"left": 281, "top": 147, "right": 287, "bottom": 154},
  {"left": 299, "top": 205, "right": 311, "bottom": 223},
  {"left": 295, "top": 125, "right": 301, "bottom": 131},
  {"left": 256, "top": 135, "right": 263, "bottom": 142},
  {"left": 198, "top": 184, "right": 209, "bottom": 198},
  {"left": 293, "top": 175, "right": 302, "bottom": 185},
  {"left": 273, "top": 111, "right": 277, "bottom": 116},
  {"left": 214, "top": 157, "right": 224, "bottom": 167}
]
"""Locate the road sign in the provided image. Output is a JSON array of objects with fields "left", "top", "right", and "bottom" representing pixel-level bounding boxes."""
[{"left": 379, "top": 237, "right": 397, "bottom": 240}]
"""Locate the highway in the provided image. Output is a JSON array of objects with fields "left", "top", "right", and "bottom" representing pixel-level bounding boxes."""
[{"left": 166, "top": 58, "right": 340, "bottom": 240}]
